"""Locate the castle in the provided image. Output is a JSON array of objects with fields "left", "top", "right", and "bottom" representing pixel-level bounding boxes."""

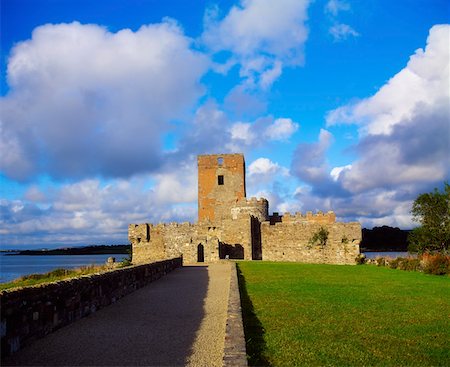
[{"left": 129, "top": 154, "right": 361, "bottom": 265}]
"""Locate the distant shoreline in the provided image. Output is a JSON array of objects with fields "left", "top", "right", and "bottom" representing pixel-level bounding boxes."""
[{"left": 2, "top": 245, "right": 131, "bottom": 256}]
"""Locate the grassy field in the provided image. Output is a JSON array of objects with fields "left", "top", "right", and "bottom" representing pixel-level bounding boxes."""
[{"left": 237, "top": 262, "right": 450, "bottom": 366}]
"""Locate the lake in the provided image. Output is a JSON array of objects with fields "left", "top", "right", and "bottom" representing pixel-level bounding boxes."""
[
  {"left": 0, "top": 253, "right": 128, "bottom": 283},
  {"left": 363, "top": 251, "right": 414, "bottom": 259}
]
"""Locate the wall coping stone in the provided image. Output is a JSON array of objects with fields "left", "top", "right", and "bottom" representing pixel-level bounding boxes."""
[{"left": 223, "top": 262, "right": 248, "bottom": 367}]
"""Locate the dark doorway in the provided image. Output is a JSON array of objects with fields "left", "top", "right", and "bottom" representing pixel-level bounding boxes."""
[
  {"left": 197, "top": 244, "right": 204, "bottom": 262},
  {"left": 251, "top": 216, "right": 262, "bottom": 260},
  {"left": 219, "top": 242, "right": 244, "bottom": 259}
]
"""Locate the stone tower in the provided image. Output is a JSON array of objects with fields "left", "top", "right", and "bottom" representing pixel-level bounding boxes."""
[{"left": 197, "top": 154, "right": 246, "bottom": 223}]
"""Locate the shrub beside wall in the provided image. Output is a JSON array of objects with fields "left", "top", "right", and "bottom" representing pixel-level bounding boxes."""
[
  {"left": 0, "top": 257, "right": 182, "bottom": 358},
  {"left": 360, "top": 253, "right": 449, "bottom": 275}
]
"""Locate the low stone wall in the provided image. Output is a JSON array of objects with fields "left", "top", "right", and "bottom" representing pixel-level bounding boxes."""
[
  {"left": 223, "top": 263, "right": 247, "bottom": 367},
  {"left": 0, "top": 257, "right": 182, "bottom": 358}
]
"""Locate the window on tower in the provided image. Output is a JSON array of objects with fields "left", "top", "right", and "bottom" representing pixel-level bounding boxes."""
[{"left": 218, "top": 175, "right": 224, "bottom": 185}]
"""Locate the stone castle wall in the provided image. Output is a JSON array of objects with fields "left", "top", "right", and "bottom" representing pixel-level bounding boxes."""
[
  {"left": 261, "top": 221, "right": 361, "bottom": 265},
  {"left": 130, "top": 216, "right": 255, "bottom": 264},
  {"left": 129, "top": 153, "right": 362, "bottom": 265}
]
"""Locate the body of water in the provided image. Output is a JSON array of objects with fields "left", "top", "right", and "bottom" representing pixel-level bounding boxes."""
[
  {"left": 0, "top": 253, "right": 128, "bottom": 283},
  {"left": 363, "top": 251, "right": 414, "bottom": 259}
]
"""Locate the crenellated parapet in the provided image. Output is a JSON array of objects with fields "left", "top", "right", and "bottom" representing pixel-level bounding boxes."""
[
  {"left": 231, "top": 197, "right": 269, "bottom": 221},
  {"left": 271, "top": 210, "right": 336, "bottom": 224},
  {"left": 128, "top": 223, "right": 150, "bottom": 243},
  {"left": 149, "top": 222, "right": 196, "bottom": 230}
]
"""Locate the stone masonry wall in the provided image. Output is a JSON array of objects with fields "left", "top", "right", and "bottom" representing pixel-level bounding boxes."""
[
  {"left": 198, "top": 154, "right": 246, "bottom": 223},
  {"left": 129, "top": 223, "right": 166, "bottom": 263},
  {"left": 261, "top": 221, "right": 361, "bottom": 264},
  {"left": 130, "top": 222, "right": 222, "bottom": 264},
  {"left": 219, "top": 217, "right": 253, "bottom": 260},
  {"left": 0, "top": 258, "right": 182, "bottom": 358},
  {"left": 281, "top": 211, "right": 336, "bottom": 224},
  {"left": 231, "top": 197, "right": 268, "bottom": 222}
]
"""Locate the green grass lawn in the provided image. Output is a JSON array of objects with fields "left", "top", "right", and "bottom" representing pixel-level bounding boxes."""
[{"left": 237, "top": 262, "right": 450, "bottom": 366}]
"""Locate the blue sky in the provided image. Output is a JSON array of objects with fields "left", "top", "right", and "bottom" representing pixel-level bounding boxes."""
[{"left": 1, "top": 0, "right": 449, "bottom": 248}]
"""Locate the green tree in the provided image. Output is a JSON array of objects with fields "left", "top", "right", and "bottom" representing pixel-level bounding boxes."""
[{"left": 408, "top": 183, "right": 450, "bottom": 253}]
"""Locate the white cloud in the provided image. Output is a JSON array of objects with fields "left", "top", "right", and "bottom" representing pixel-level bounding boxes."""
[
  {"left": 153, "top": 166, "right": 197, "bottom": 204},
  {"left": 330, "top": 165, "right": 352, "bottom": 181},
  {"left": 230, "top": 122, "right": 256, "bottom": 144},
  {"left": 327, "top": 24, "right": 449, "bottom": 135},
  {"left": 329, "top": 24, "right": 359, "bottom": 41},
  {"left": 202, "top": 0, "right": 311, "bottom": 88},
  {"left": 324, "top": 0, "right": 359, "bottom": 42},
  {"left": 0, "top": 21, "right": 209, "bottom": 181},
  {"left": 325, "top": 0, "right": 350, "bottom": 16},
  {"left": 326, "top": 24, "right": 449, "bottom": 192},
  {"left": 264, "top": 117, "right": 299, "bottom": 141},
  {"left": 259, "top": 60, "right": 283, "bottom": 90},
  {"left": 0, "top": 175, "right": 198, "bottom": 248},
  {"left": 248, "top": 158, "right": 288, "bottom": 177},
  {"left": 289, "top": 25, "right": 449, "bottom": 228}
]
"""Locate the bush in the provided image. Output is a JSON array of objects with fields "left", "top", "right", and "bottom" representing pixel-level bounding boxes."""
[
  {"left": 389, "top": 257, "right": 422, "bottom": 271},
  {"left": 399, "top": 258, "right": 422, "bottom": 271},
  {"left": 388, "top": 258, "right": 401, "bottom": 269},
  {"left": 421, "top": 253, "right": 450, "bottom": 275},
  {"left": 117, "top": 258, "right": 132, "bottom": 268},
  {"left": 355, "top": 254, "right": 366, "bottom": 265},
  {"left": 375, "top": 257, "right": 386, "bottom": 267}
]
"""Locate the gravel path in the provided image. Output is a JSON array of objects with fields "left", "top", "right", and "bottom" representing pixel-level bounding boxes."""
[
  {"left": 187, "top": 262, "right": 231, "bottom": 367},
  {"left": 4, "top": 263, "right": 232, "bottom": 367}
]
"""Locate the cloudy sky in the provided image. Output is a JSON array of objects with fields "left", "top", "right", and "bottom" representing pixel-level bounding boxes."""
[{"left": 1, "top": 0, "right": 449, "bottom": 248}]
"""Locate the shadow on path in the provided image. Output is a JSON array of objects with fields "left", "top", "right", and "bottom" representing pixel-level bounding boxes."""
[
  {"left": 236, "top": 263, "right": 271, "bottom": 367},
  {"left": 4, "top": 266, "right": 209, "bottom": 366}
]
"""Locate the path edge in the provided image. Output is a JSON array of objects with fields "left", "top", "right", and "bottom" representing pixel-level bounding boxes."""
[{"left": 222, "top": 262, "right": 248, "bottom": 367}]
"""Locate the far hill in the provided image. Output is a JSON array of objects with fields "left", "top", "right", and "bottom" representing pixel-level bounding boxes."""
[{"left": 9, "top": 244, "right": 131, "bottom": 256}]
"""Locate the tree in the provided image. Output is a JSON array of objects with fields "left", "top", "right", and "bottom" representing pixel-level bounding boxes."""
[{"left": 408, "top": 183, "right": 450, "bottom": 253}]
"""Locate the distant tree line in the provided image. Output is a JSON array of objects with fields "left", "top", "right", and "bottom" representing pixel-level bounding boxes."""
[
  {"left": 13, "top": 244, "right": 131, "bottom": 256},
  {"left": 361, "top": 226, "right": 410, "bottom": 252}
]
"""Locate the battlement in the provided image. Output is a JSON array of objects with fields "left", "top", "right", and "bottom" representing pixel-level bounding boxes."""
[
  {"left": 267, "top": 211, "right": 336, "bottom": 225},
  {"left": 128, "top": 223, "right": 150, "bottom": 242},
  {"left": 232, "top": 197, "right": 269, "bottom": 221},
  {"left": 198, "top": 153, "right": 245, "bottom": 168},
  {"left": 237, "top": 197, "right": 269, "bottom": 205},
  {"left": 150, "top": 222, "right": 196, "bottom": 229},
  {"left": 282, "top": 211, "right": 336, "bottom": 224}
]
